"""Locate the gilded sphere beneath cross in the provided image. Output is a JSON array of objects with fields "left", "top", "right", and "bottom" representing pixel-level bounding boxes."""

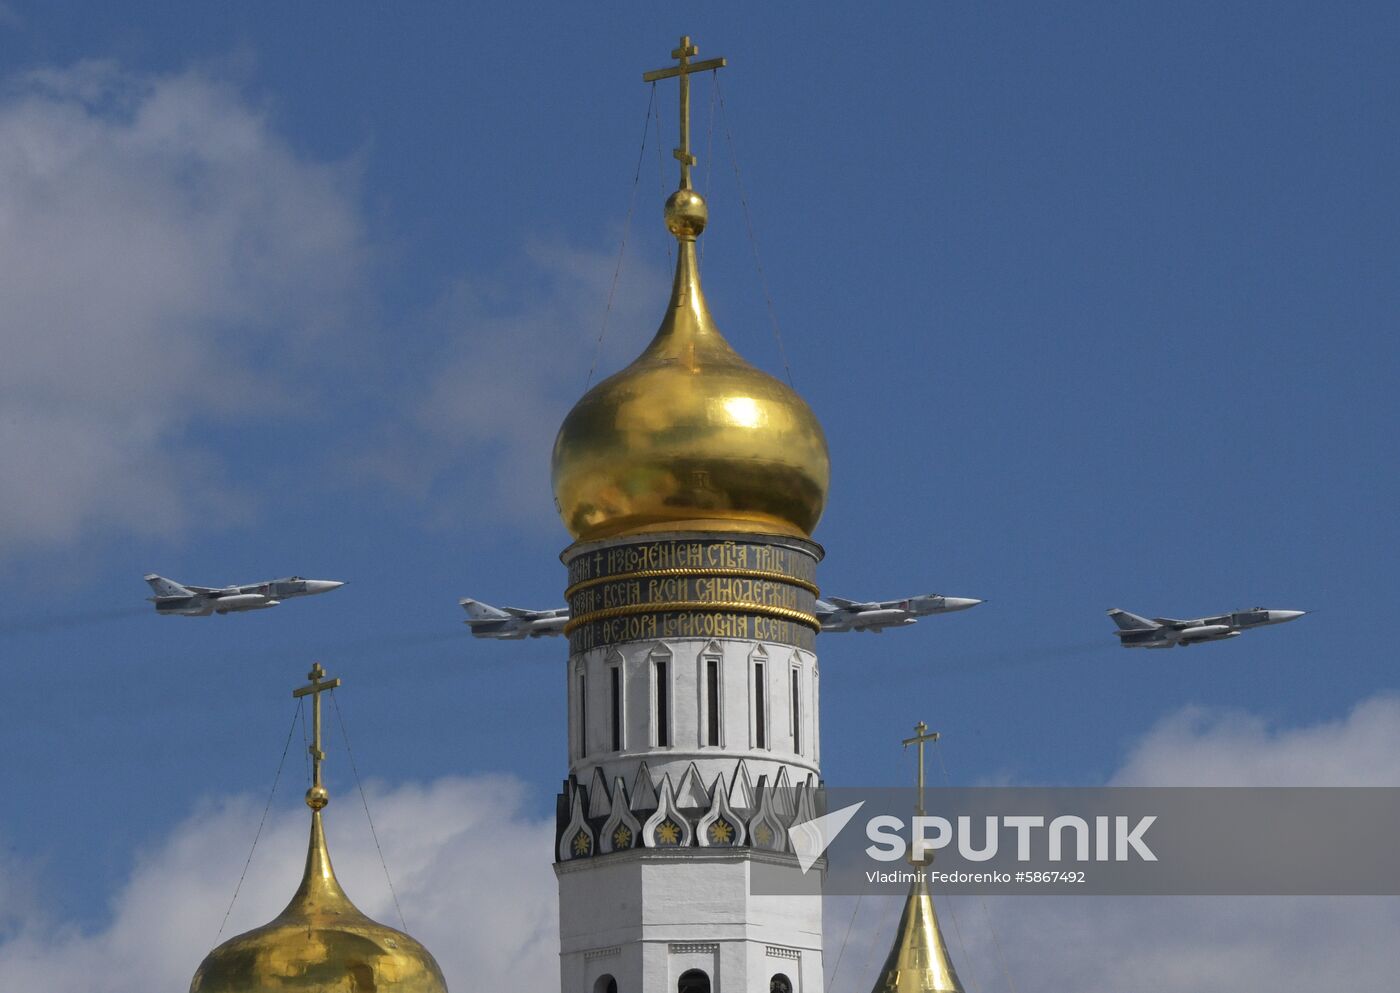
[
  {"left": 305, "top": 785, "right": 329, "bottom": 810},
  {"left": 665, "top": 188, "right": 708, "bottom": 239}
]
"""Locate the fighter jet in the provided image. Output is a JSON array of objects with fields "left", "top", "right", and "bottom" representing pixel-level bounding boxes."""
[
  {"left": 814, "top": 594, "right": 984, "bottom": 633},
  {"left": 145, "top": 574, "right": 345, "bottom": 616},
  {"left": 461, "top": 598, "right": 570, "bottom": 639},
  {"left": 460, "top": 593, "right": 982, "bottom": 639},
  {"left": 1108, "top": 607, "right": 1307, "bottom": 648}
]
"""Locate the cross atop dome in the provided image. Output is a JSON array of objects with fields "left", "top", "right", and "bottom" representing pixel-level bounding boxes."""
[
  {"left": 643, "top": 35, "right": 726, "bottom": 191},
  {"left": 292, "top": 662, "right": 340, "bottom": 810},
  {"left": 902, "top": 721, "right": 941, "bottom": 819}
]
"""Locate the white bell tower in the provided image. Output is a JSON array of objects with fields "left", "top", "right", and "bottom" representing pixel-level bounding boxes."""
[
  {"left": 554, "top": 532, "right": 826, "bottom": 993},
  {"left": 547, "top": 36, "right": 833, "bottom": 993}
]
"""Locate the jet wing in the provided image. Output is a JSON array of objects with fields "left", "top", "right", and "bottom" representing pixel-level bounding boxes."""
[
  {"left": 1155, "top": 615, "right": 1228, "bottom": 627},
  {"left": 230, "top": 580, "right": 289, "bottom": 595},
  {"left": 503, "top": 606, "right": 546, "bottom": 619},
  {"left": 825, "top": 596, "right": 867, "bottom": 609}
]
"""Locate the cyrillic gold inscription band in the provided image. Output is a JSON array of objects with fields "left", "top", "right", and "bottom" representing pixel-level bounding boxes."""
[
  {"left": 564, "top": 600, "right": 821, "bottom": 635},
  {"left": 564, "top": 566, "right": 820, "bottom": 599},
  {"left": 563, "top": 535, "right": 822, "bottom": 650}
]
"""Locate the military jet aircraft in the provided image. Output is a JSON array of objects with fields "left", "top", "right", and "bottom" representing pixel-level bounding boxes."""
[
  {"left": 461, "top": 593, "right": 982, "bottom": 639},
  {"left": 1108, "top": 607, "right": 1306, "bottom": 648},
  {"left": 813, "top": 594, "right": 984, "bottom": 633},
  {"left": 145, "top": 574, "right": 345, "bottom": 616},
  {"left": 461, "top": 599, "right": 570, "bottom": 639}
]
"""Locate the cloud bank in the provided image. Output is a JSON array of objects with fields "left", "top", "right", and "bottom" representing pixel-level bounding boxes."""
[
  {"left": 828, "top": 693, "right": 1400, "bottom": 993},
  {"left": 350, "top": 238, "right": 666, "bottom": 531},
  {"left": 3, "top": 696, "right": 1398, "bottom": 992},
  {"left": 0, "top": 775, "right": 557, "bottom": 993},
  {"left": 0, "top": 56, "right": 669, "bottom": 557},
  {"left": 0, "top": 60, "right": 368, "bottom": 558}
]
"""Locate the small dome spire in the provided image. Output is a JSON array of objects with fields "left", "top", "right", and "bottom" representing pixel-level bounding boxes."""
[
  {"left": 551, "top": 43, "right": 828, "bottom": 542},
  {"left": 190, "top": 665, "right": 448, "bottom": 993},
  {"left": 873, "top": 725, "right": 965, "bottom": 993},
  {"left": 869, "top": 872, "right": 965, "bottom": 993}
]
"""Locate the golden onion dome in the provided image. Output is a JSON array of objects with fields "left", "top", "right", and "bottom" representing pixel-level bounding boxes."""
[
  {"left": 552, "top": 188, "right": 830, "bottom": 542},
  {"left": 870, "top": 871, "right": 964, "bottom": 993},
  {"left": 190, "top": 808, "right": 447, "bottom": 993}
]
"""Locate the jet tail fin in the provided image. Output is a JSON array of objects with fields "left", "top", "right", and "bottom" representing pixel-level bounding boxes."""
[
  {"left": 1107, "top": 608, "right": 1157, "bottom": 631},
  {"left": 145, "top": 574, "right": 194, "bottom": 598},
  {"left": 460, "top": 598, "right": 510, "bottom": 621}
]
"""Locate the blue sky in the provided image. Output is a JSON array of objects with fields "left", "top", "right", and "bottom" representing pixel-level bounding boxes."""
[{"left": 0, "top": 3, "right": 1396, "bottom": 989}]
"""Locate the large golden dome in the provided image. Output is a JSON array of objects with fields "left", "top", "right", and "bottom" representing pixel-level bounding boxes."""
[
  {"left": 190, "top": 809, "right": 448, "bottom": 993},
  {"left": 192, "top": 664, "right": 446, "bottom": 993},
  {"left": 552, "top": 190, "right": 830, "bottom": 542}
]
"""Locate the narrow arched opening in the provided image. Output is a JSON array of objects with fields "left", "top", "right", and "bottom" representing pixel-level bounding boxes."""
[
  {"left": 770, "top": 973, "right": 793, "bottom": 993},
  {"left": 677, "top": 968, "right": 710, "bottom": 993},
  {"left": 593, "top": 975, "right": 618, "bottom": 993}
]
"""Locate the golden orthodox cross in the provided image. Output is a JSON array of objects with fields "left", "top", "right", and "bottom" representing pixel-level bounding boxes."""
[
  {"left": 643, "top": 35, "right": 726, "bottom": 190},
  {"left": 902, "top": 721, "right": 941, "bottom": 817},
  {"left": 293, "top": 662, "right": 341, "bottom": 808}
]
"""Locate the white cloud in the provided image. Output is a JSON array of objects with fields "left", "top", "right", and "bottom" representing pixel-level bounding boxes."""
[
  {"left": 829, "top": 693, "right": 1400, "bottom": 993},
  {"left": 0, "top": 775, "right": 558, "bottom": 993},
  {"left": 350, "top": 238, "right": 667, "bottom": 531},
  {"left": 1112, "top": 692, "right": 1400, "bottom": 786},
  {"left": 7, "top": 700, "right": 1396, "bottom": 992},
  {"left": 0, "top": 60, "right": 368, "bottom": 557}
]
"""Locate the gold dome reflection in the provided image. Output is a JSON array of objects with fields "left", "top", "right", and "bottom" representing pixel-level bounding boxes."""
[
  {"left": 720, "top": 396, "right": 763, "bottom": 428},
  {"left": 552, "top": 192, "right": 829, "bottom": 542}
]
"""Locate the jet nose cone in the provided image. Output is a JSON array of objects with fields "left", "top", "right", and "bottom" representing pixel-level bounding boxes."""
[
  {"left": 942, "top": 597, "right": 984, "bottom": 612},
  {"left": 1270, "top": 609, "right": 1306, "bottom": 622},
  {"left": 307, "top": 580, "right": 346, "bottom": 593}
]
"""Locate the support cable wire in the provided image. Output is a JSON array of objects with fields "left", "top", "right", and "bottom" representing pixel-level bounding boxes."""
[
  {"left": 217, "top": 702, "right": 301, "bottom": 939},
  {"left": 331, "top": 690, "right": 408, "bottom": 933},
  {"left": 654, "top": 85, "right": 672, "bottom": 267},
  {"left": 299, "top": 696, "right": 311, "bottom": 786},
  {"left": 585, "top": 85, "right": 656, "bottom": 391},
  {"left": 714, "top": 76, "right": 796, "bottom": 389},
  {"left": 935, "top": 738, "right": 1021, "bottom": 993},
  {"left": 700, "top": 70, "right": 718, "bottom": 266},
  {"left": 942, "top": 886, "right": 977, "bottom": 993},
  {"left": 827, "top": 890, "right": 864, "bottom": 991},
  {"left": 853, "top": 887, "right": 906, "bottom": 993}
]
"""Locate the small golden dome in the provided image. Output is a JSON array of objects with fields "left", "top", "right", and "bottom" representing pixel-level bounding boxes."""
[
  {"left": 870, "top": 873, "right": 964, "bottom": 993},
  {"left": 190, "top": 810, "right": 447, "bottom": 993},
  {"left": 552, "top": 191, "right": 830, "bottom": 542}
]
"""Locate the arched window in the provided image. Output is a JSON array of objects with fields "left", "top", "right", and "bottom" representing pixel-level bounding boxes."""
[
  {"left": 677, "top": 969, "right": 710, "bottom": 993},
  {"left": 770, "top": 974, "right": 793, "bottom": 993},
  {"left": 652, "top": 647, "right": 673, "bottom": 747},
  {"left": 576, "top": 668, "right": 588, "bottom": 759},
  {"left": 593, "top": 975, "right": 618, "bottom": 993}
]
